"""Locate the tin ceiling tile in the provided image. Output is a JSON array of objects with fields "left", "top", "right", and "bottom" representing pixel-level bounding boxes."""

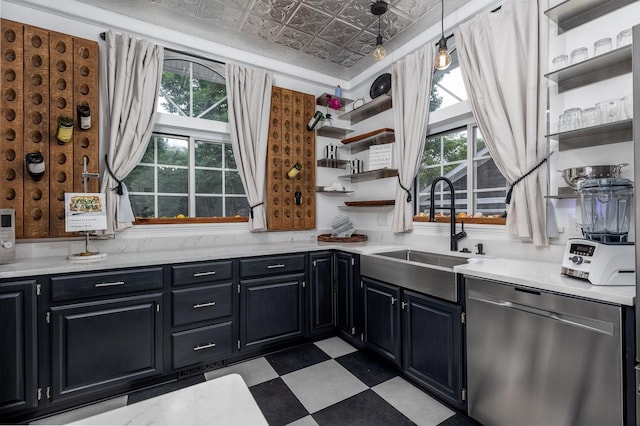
[
  {"left": 303, "top": 37, "right": 340, "bottom": 60},
  {"left": 328, "top": 49, "right": 364, "bottom": 68},
  {"left": 243, "top": 14, "right": 283, "bottom": 41},
  {"left": 301, "top": 0, "right": 349, "bottom": 16},
  {"left": 288, "top": 5, "right": 333, "bottom": 35},
  {"left": 199, "top": 1, "right": 245, "bottom": 28},
  {"left": 250, "top": 0, "right": 300, "bottom": 24},
  {"left": 338, "top": 0, "right": 378, "bottom": 29},
  {"left": 344, "top": 32, "right": 377, "bottom": 55},
  {"left": 317, "top": 20, "right": 361, "bottom": 46},
  {"left": 275, "top": 27, "right": 314, "bottom": 50}
]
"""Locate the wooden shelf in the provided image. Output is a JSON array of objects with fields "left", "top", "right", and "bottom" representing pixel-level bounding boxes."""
[
  {"left": 317, "top": 125, "right": 354, "bottom": 138},
  {"left": 341, "top": 128, "right": 395, "bottom": 154},
  {"left": 316, "top": 93, "right": 353, "bottom": 110},
  {"left": 339, "top": 168, "right": 398, "bottom": 183},
  {"left": 544, "top": 45, "right": 632, "bottom": 92},
  {"left": 339, "top": 205, "right": 395, "bottom": 212},
  {"left": 544, "top": 0, "right": 637, "bottom": 34},
  {"left": 547, "top": 119, "right": 632, "bottom": 151},
  {"left": 316, "top": 186, "right": 353, "bottom": 194},
  {"left": 339, "top": 94, "right": 392, "bottom": 125},
  {"left": 317, "top": 158, "right": 350, "bottom": 168},
  {"left": 345, "top": 200, "right": 394, "bottom": 206}
]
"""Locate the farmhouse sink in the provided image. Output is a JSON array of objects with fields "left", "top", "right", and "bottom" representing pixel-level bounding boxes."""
[{"left": 360, "top": 249, "right": 469, "bottom": 302}]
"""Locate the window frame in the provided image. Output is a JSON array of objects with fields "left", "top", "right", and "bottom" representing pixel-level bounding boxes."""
[{"left": 130, "top": 53, "right": 248, "bottom": 225}]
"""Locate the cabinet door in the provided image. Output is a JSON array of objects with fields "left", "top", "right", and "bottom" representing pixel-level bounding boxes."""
[
  {"left": 402, "top": 290, "right": 463, "bottom": 408},
  {"left": 309, "top": 252, "right": 333, "bottom": 335},
  {"left": 239, "top": 273, "right": 305, "bottom": 351},
  {"left": 0, "top": 280, "right": 37, "bottom": 414},
  {"left": 50, "top": 293, "right": 163, "bottom": 403},
  {"left": 363, "top": 278, "right": 401, "bottom": 367},
  {"left": 335, "top": 252, "right": 353, "bottom": 336}
]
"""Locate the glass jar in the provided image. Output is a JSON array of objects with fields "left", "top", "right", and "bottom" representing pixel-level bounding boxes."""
[{"left": 56, "top": 115, "right": 74, "bottom": 144}]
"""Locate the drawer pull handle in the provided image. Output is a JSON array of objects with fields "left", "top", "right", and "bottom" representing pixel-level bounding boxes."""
[
  {"left": 193, "top": 271, "right": 216, "bottom": 277},
  {"left": 193, "top": 342, "right": 216, "bottom": 351},
  {"left": 95, "top": 281, "right": 125, "bottom": 288},
  {"left": 193, "top": 301, "right": 216, "bottom": 309},
  {"left": 267, "top": 264, "right": 285, "bottom": 269}
]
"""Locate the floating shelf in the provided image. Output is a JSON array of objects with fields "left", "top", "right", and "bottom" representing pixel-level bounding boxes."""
[
  {"left": 339, "top": 94, "right": 392, "bottom": 125},
  {"left": 317, "top": 158, "right": 350, "bottom": 168},
  {"left": 317, "top": 125, "right": 354, "bottom": 138},
  {"left": 547, "top": 119, "right": 632, "bottom": 151},
  {"left": 544, "top": 44, "right": 632, "bottom": 92},
  {"left": 316, "top": 186, "right": 354, "bottom": 194},
  {"left": 338, "top": 205, "right": 395, "bottom": 212},
  {"left": 341, "top": 128, "right": 395, "bottom": 154},
  {"left": 339, "top": 168, "right": 398, "bottom": 183},
  {"left": 544, "top": 0, "right": 637, "bottom": 34},
  {"left": 316, "top": 93, "right": 353, "bottom": 110},
  {"left": 345, "top": 200, "right": 394, "bottom": 206}
]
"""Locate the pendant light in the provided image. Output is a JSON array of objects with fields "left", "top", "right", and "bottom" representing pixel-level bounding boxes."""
[
  {"left": 371, "top": 1, "right": 388, "bottom": 61},
  {"left": 435, "top": 0, "right": 452, "bottom": 70}
]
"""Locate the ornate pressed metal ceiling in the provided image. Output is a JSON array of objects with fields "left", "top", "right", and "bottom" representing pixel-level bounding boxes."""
[{"left": 75, "top": 0, "right": 471, "bottom": 78}]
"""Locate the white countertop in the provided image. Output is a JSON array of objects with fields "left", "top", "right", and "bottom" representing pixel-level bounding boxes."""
[
  {"left": 68, "top": 373, "right": 267, "bottom": 425},
  {"left": 455, "top": 257, "right": 635, "bottom": 306},
  {"left": 1, "top": 241, "right": 634, "bottom": 306}
]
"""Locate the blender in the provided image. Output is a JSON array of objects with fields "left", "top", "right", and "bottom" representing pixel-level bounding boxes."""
[{"left": 561, "top": 177, "right": 636, "bottom": 286}]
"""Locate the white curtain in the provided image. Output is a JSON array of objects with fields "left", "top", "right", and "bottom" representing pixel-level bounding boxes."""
[
  {"left": 391, "top": 44, "right": 436, "bottom": 232},
  {"left": 225, "top": 63, "right": 272, "bottom": 231},
  {"left": 100, "top": 31, "right": 163, "bottom": 234},
  {"left": 457, "top": 0, "right": 549, "bottom": 246}
]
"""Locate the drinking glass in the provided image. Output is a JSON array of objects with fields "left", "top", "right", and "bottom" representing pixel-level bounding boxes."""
[
  {"left": 570, "top": 47, "right": 588, "bottom": 64},
  {"left": 617, "top": 28, "right": 632, "bottom": 47},
  {"left": 552, "top": 55, "right": 568, "bottom": 70},
  {"left": 581, "top": 107, "right": 601, "bottom": 128},
  {"left": 597, "top": 99, "right": 622, "bottom": 123},
  {"left": 623, "top": 95, "right": 633, "bottom": 119},
  {"left": 564, "top": 107, "right": 582, "bottom": 130},
  {"left": 558, "top": 113, "right": 571, "bottom": 133},
  {"left": 593, "top": 38, "right": 612, "bottom": 56}
]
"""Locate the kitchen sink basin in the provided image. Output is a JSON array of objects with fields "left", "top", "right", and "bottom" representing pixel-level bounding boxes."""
[{"left": 360, "top": 249, "right": 468, "bottom": 302}]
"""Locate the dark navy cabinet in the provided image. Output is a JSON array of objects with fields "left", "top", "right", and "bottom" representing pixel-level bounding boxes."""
[
  {"left": 335, "top": 252, "right": 363, "bottom": 345},
  {"left": 363, "top": 277, "right": 402, "bottom": 367},
  {"left": 309, "top": 251, "right": 334, "bottom": 336},
  {"left": 402, "top": 290, "right": 464, "bottom": 408},
  {"left": 49, "top": 292, "right": 163, "bottom": 403},
  {"left": 0, "top": 280, "right": 38, "bottom": 414}
]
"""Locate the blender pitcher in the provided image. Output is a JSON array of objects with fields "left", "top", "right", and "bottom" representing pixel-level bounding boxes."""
[{"left": 579, "top": 178, "right": 634, "bottom": 242}]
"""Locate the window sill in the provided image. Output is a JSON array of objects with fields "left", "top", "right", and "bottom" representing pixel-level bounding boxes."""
[
  {"left": 413, "top": 216, "right": 506, "bottom": 225},
  {"left": 134, "top": 217, "right": 249, "bottom": 225}
]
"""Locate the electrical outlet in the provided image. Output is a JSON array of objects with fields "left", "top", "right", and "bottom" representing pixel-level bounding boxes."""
[{"left": 377, "top": 214, "right": 387, "bottom": 226}]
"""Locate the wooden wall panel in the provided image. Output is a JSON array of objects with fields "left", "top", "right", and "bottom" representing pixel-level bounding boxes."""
[
  {"left": 22, "top": 25, "right": 50, "bottom": 238},
  {"left": 0, "top": 20, "right": 25, "bottom": 237},
  {"left": 72, "top": 37, "right": 99, "bottom": 194},
  {"left": 0, "top": 19, "right": 100, "bottom": 239},
  {"left": 266, "top": 86, "right": 315, "bottom": 231},
  {"left": 48, "top": 31, "right": 74, "bottom": 237}
]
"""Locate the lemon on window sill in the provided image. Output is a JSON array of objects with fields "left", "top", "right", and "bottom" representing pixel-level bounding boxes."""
[{"left": 176, "top": 214, "right": 186, "bottom": 218}]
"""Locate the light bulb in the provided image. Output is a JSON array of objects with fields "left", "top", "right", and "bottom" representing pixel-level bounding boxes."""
[
  {"left": 434, "top": 37, "right": 451, "bottom": 70},
  {"left": 373, "top": 43, "right": 387, "bottom": 61}
]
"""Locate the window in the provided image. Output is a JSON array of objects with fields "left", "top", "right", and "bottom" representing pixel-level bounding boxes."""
[
  {"left": 125, "top": 53, "right": 248, "bottom": 221},
  {"left": 416, "top": 125, "right": 507, "bottom": 219},
  {"left": 430, "top": 44, "right": 468, "bottom": 112}
]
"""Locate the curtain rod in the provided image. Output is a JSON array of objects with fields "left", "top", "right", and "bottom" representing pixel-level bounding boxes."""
[{"left": 99, "top": 32, "right": 225, "bottom": 65}]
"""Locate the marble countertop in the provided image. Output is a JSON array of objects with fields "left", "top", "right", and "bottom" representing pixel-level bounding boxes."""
[
  {"left": 455, "top": 257, "right": 635, "bottom": 306},
  {"left": 1, "top": 240, "right": 633, "bottom": 306},
  {"left": 68, "top": 373, "right": 267, "bottom": 425}
]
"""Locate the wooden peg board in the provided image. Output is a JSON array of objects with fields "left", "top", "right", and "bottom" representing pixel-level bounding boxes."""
[
  {"left": 0, "top": 20, "right": 25, "bottom": 237},
  {"left": 0, "top": 19, "right": 100, "bottom": 239},
  {"left": 266, "top": 86, "right": 316, "bottom": 231}
]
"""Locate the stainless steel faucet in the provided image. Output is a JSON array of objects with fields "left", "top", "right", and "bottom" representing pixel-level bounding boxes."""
[{"left": 429, "top": 176, "right": 467, "bottom": 251}]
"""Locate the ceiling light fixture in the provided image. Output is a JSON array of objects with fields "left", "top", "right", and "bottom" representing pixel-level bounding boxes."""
[
  {"left": 371, "top": 1, "right": 388, "bottom": 61},
  {"left": 435, "top": 0, "right": 452, "bottom": 70}
]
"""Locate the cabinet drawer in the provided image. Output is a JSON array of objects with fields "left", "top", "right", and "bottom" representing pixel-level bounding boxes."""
[
  {"left": 240, "top": 254, "right": 305, "bottom": 278},
  {"left": 50, "top": 267, "right": 164, "bottom": 302},
  {"left": 172, "top": 322, "right": 233, "bottom": 369},
  {"left": 172, "top": 261, "right": 233, "bottom": 286},
  {"left": 172, "top": 283, "right": 233, "bottom": 327}
]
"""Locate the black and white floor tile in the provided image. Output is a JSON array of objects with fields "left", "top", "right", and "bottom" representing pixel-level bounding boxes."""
[{"left": 32, "top": 336, "right": 477, "bottom": 426}]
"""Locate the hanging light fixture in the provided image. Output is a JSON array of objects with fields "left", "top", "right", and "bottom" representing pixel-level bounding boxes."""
[
  {"left": 371, "top": 1, "right": 388, "bottom": 61},
  {"left": 435, "top": 0, "right": 452, "bottom": 70}
]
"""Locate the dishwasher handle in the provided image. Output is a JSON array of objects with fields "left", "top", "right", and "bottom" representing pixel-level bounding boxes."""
[{"left": 468, "top": 292, "right": 615, "bottom": 336}]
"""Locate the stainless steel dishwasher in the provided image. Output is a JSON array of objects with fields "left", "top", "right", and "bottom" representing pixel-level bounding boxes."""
[{"left": 465, "top": 277, "right": 623, "bottom": 426}]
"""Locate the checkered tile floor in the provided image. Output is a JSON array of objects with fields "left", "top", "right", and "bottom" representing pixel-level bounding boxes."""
[{"left": 33, "top": 337, "right": 477, "bottom": 426}]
